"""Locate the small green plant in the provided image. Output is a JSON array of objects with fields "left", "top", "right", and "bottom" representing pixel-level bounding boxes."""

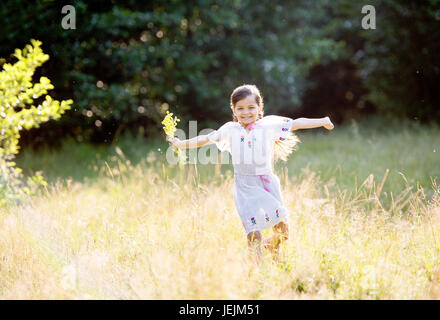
[{"left": 0, "top": 39, "right": 73, "bottom": 207}]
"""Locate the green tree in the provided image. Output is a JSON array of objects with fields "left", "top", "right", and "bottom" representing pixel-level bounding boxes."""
[
  {"left": 317, "top": 0, "right": 440, "bottom": 122},
  {"left": 0, "top": 39, "right": 73, "bottom": 207},
  {"left": 1, "top": 1, "right": 346, "bottom": 145}
]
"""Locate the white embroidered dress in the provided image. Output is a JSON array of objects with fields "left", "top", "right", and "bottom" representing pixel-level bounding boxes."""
[{"left": 206, "top": 115, "right": 294, "bottom": 234}]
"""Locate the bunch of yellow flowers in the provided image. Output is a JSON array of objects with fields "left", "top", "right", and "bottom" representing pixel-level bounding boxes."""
[
  {"left": 161, "top": 111, "right": 186, "bottom": 165},
  {"left": 161, "top": 110, "right": 180, "bottom": 138}
]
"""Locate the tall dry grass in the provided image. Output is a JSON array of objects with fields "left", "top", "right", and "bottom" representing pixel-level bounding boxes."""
[
  {"left": 1, "top": 156, "right": 439, "bottom": 299},
  {"left": 2, "top": 115, "right": 440, "bottom": 299}
]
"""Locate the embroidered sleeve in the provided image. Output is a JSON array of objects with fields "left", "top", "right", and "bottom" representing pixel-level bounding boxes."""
[
  {"left": 260, "top": 115, "right": 294, "bottom": 141},
  {"left": 206, "top": 122, "right": 233, "bottom": 153}
]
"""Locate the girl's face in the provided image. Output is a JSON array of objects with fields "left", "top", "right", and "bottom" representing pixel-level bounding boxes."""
[{"left": 232, "top": 94, "right": 261, "bottom": 126}]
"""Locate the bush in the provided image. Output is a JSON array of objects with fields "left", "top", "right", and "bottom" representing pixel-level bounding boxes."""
[{"left": 0, "top": 39, "right": 73, "bottom": 208}]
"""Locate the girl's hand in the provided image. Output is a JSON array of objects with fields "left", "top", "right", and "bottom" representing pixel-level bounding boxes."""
[
  {"left": 167, "top": 136, "right": 182, "bottom": 149},
  {"left": 324, "top": 117, "right": 334, "bottom": 130}
]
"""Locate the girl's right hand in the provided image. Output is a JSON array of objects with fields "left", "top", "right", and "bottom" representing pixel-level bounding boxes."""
[
  {"left": 324, "top": 117, "right": 334, "bottom": 130},
  {"left": 167, "top": 136, "right": 182, "bottom": 149}
]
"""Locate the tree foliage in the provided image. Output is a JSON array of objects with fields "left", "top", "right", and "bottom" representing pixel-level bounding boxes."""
[
  {"left": 0, "top": 39, "right": 73, "bottom": 207},
  {"left": 1, "top": 0, "right": 346, "bottom": 144},
  {"left": 0, "top": 0, "right": 438, "bottom": 148}
]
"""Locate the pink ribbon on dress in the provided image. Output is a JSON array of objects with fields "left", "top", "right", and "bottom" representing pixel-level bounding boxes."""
[
  {"left": 245, "top": 122, "right": 271, "bottom": 193},
  {"left": 259, "top": 175, "right": 272, "bottom": 193},
  {"left": 245, "top": 122, "right": 256, "bottom": 130}
]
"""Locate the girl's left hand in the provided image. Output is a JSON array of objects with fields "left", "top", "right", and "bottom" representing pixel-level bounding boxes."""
[
  {"left": 324, "top": 117, "right": 334, "bottom": 130},
  {"left": 167, "top": 136, "right": 182, "bottom": 149}
]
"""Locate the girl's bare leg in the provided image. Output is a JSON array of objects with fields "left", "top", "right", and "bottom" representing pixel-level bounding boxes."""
[{"left": 247, "top": 231, "right": 262, "bottom": 264}]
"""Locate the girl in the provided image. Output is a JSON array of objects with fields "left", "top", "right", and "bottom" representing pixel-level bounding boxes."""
[{"left": 167, "top": 84, "right": 334, "bottom": 263}]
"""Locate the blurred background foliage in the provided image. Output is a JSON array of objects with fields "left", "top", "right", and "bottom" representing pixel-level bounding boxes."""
[{"left": 1, "top": 0, "right": 439, "bottom": 150}]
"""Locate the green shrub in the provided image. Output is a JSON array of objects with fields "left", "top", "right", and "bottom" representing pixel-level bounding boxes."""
[{"left": 0, "top": 39, "right": 73, "bottom": 207}]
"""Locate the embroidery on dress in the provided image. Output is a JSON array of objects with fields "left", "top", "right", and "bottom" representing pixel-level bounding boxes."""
[
  {"left": 251, "top": 217, "right": 256, "bottom": 225},
  {"left": 240, "top": 135, "right": 244, "bottom": 142},
  {"left": 276, "top": 209, "right": 279, "bottom": 218},
  {"left": 279, "top": 137, "right": 286, "bottom": 141},
  {"left": 265, "top": 213, "right": 270, "bottom": 222}
]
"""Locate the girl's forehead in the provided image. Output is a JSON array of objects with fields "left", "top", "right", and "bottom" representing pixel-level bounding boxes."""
[{"left": 235, "top": 94, "right": 258, "bottom": 107}]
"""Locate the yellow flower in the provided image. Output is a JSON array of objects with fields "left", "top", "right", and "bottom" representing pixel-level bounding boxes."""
[
  {"left": 161, "top": 110, "right": 180, "bottom": 138},
  {"left": 161, "top": 111, "right": 186, "bottom": 165}
]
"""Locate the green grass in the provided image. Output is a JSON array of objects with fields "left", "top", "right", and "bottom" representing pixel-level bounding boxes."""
[
  {"left": 16, "top": 114, "right": 440, "bottom": 206},
  {"left": 283, "top": 115, "right": 440, "bottom": 208}
]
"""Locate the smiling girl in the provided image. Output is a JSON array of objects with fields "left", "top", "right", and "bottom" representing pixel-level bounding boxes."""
[{"left": 168, "top": 84, "right": 334, "bottom": 262}]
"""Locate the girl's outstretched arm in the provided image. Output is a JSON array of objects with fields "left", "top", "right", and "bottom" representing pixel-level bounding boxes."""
[
  {"left": 291, "top": 116, "right": 334, "bottom": 131},
  {"left": 167, "top": 135, "right": 213, "bottom": 149}
]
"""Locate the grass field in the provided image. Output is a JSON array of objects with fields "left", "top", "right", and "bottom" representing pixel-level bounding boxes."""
[{"left": 1, "top": 114, "right": 440, "bottom": 299}]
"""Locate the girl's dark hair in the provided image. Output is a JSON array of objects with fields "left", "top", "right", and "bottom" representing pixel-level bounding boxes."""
[{"left": 230, "top": 84, "right": 264, "bottom": 122}]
